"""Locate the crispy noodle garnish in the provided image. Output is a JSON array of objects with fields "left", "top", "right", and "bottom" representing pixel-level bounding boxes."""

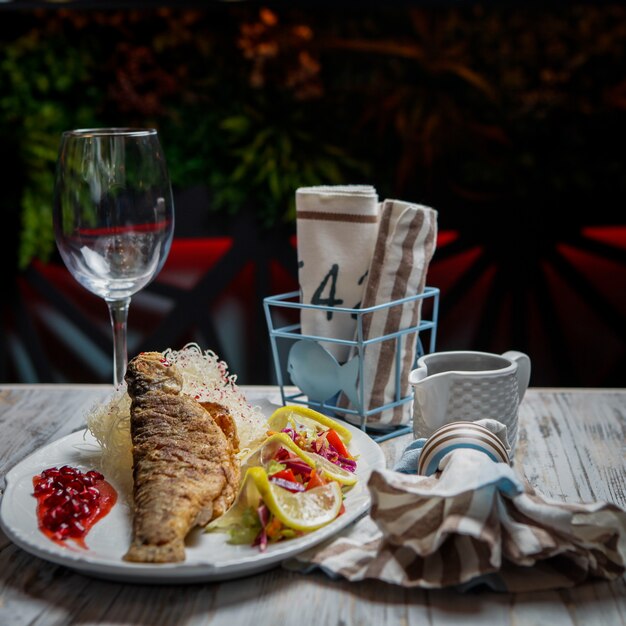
[{"left": 86, "top": 343, "right": 268, "bottom": 495}]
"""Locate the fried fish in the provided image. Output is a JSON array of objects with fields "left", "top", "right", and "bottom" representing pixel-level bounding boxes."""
[{"left": 123, "top": 351, "right": 240, "bottom": 563}]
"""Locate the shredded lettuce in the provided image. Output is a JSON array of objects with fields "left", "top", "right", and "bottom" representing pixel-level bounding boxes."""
[
  {"left": 226, "top": 507, "right": 262, "bottom": 546},
  {"left": 266, "top": 459, "right": 286, "bottom": 475}
]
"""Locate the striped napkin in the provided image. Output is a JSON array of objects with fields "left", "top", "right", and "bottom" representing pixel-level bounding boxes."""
[
  {"left": 338, "top": 200, "right": 437, "bottom": 426},
  {"left": 286, "top": 422, "right": 626, "bottom": 592},
  {"left": 296, "top": 185, "right": 380, "bottom": 363}
]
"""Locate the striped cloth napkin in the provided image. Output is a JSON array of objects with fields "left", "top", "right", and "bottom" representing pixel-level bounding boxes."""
[
  {"left": 338, "top": 200, "right": 437, "bottom": 426},
  {"left": 296, "top": 185, "right": 380, "bottom": 363},
  {"left": 285, "top": 422, "right": 626, "bottom": 592}
]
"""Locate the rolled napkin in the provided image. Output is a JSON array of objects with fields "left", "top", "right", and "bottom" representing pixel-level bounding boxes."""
[
  {"left": 286, "top": 420, "right": 626, "bottom": 592},
  {"left": 338, "top": 199, "right": 437, "bottom": 426},
  {"left": 395, "top": 419, "right": 512, "bottom": 475},
  {"left": 296, "top": 185, "right": 380, "bottom": 363}
]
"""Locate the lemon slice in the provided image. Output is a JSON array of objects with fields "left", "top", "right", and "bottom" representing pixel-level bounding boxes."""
[
  {"left": 241, "top": 433, "right": 315, "bottom": 472},
  {"left": 306, "top": 451, "right": 358, "bottom": 486},
  {"left": 268, "top": 405, "right": 352, "bottom": 443},
  {"left": 210, "top": 467, "right": 343, "bottom": 533},
  {"left": 253, "top": 467, "right": 343, "bottom": 531},
  {"left": 241, "top": 433, "right": 357, "bottom": 487}
]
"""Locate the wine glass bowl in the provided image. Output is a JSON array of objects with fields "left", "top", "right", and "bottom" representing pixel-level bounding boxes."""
[{"left": 53, "top": 128, "right": 174, "bottom": 385}]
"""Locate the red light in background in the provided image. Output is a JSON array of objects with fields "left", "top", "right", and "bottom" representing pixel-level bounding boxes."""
[{"left": 581, "top": 226, "right": 626, "bottom": 250}]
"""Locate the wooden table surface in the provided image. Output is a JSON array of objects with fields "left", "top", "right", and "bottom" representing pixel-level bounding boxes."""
[{"left": 0, "top": 385, "right": 624, "bottom": 626}]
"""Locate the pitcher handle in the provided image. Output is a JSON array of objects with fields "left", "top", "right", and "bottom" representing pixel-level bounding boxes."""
[{"left": 502, "top": 350, "right": 531, "bottom": 401}]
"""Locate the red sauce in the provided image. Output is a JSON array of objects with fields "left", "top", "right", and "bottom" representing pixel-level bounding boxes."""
[{"left": 32, "top": 465, "right": 117, "bottom": 549}]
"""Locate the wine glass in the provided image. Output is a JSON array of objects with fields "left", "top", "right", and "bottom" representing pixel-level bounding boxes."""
[{"left": 53, "top": 128, "right": 174, "bottom": 386}]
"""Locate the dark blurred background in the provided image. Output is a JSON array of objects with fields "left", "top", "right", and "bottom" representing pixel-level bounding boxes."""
[{"left": 1, "top": 2, "right": 625, "bottom": 387}]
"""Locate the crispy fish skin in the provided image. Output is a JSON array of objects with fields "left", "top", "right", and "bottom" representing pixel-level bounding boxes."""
[{"left": 123, "top": 352, "right": 240, "bottom": 563}]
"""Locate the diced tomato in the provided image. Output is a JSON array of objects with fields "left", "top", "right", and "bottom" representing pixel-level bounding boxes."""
[
  {"left": 305, "top": 469, "right": 327, "bottom": 491},
  {"left": 270, "top": 468, "right": 298, "bottom": 483},
  {"left": 326, "top": 429, "right": 353, "bottom": 459}
]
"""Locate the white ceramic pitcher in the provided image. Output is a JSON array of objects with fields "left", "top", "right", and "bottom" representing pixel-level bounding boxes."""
[{"left": 408, "top": 350, "right": 531, "bottom": 451}]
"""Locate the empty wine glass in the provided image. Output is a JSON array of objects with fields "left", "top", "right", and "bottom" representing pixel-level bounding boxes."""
[{"left": 53, "top": 128, "right": 174, "bottom": 386}]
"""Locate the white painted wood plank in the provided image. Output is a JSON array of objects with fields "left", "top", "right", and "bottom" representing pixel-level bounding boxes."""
[
  {"left": 562, "top": 579, "right": 626, "bottom": 626},
  {"left": 517, "top": 390, "right": 626, "bottom": 507},
  {"left": 0, "top": 387, "right": 623, "bottom": 626},
  {"left": 0, "top": 386, "right": 114, "bottom": 489}
]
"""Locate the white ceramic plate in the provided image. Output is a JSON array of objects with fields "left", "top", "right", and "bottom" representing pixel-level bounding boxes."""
[{"left": 0, "top": 418, "right": 384, "bottom": 584}]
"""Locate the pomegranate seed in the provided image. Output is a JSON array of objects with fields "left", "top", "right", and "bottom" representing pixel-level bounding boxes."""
[
  {"left": 67, "top": 519, "right": 86, "bottom": 537},
  {"left": 55, "top": 523, "right": 71, "bottom": 538},
  {"left": 44, "top": 505, "right": 68, "bottom": 528},
  {"left": 79, "top": 502, "right": 92, "bottom": 518},
  {"left": 56, "top": 504, "right": 72, "bottom": 520},
  {"left": 43, "top": 512, "right": 59, "bottom": 530},
  {"left": 45, "top": 493, "right": 67, "bottom": 508},
  {"left": 34, "top": 479, "right": 54, "bottom": 495},
  {"left": 83, "top": 486, "right": 100, "bottom": 501},
  {"left": 34, "top": 465, "right": 115, "bottom": 543}
]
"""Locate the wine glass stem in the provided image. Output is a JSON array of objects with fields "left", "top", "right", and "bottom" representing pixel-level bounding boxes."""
[{"left": 106, "top": 297, "right": 131, "bottom": 387}]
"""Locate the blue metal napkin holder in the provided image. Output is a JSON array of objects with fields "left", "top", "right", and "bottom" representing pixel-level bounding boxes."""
[{"left": 263, "top": 287, "right": 439, "bottom": 441}]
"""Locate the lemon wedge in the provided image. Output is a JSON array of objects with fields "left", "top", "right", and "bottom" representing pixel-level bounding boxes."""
[
  {"left": 268, "top": 405, "right": 352, "bottom": 443},
  {"left": 210, "top": 467, "right": 344, "bottom": 533},
  {"left": 305, "top": 451, "right": 358, "bottom": 486},
  {"left": 241, "top": 433, "right": 315, "bottom": 472},
  {"left": 241, "top": 433, "right": 357, "bottom": 487}
]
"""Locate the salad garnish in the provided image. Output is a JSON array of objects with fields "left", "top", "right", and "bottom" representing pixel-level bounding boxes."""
[{"left": 208, "top": 406, "right": 357, "bottom": 551}]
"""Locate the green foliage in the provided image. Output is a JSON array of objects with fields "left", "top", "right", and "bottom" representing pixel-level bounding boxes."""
[
  {"left": 1, "top": 6, "right": 624, "bottom": 267},
  {"left": 212, "top": 99, "right": 366, "bottom": 225},
  {"left": 0, "top": 17, "right": 101, "bottom": 266},
  {"left": 0, "top": 9, "right": 369, "bottom": 266}
]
